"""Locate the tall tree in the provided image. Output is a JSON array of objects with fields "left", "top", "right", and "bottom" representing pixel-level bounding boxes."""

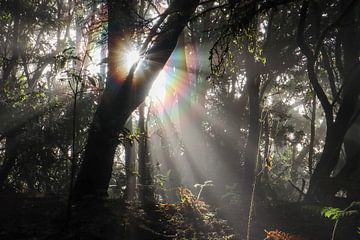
[
  {"left": 73, "top": 0, "right": 200, "bottom": 199},
  {"left": 297, "top": 0, "right": 360, "bottom": 202}
]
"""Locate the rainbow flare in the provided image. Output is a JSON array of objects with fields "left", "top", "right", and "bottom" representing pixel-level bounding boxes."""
[{"left": 151, "top": 44, "right": 197, "bottom": 123}]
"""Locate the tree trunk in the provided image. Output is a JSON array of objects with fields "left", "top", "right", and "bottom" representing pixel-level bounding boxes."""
[
  {"left": 298, "top": 0, "right": 360, "bottom": 203},
  {"left": 308, "top": 91, "right": 316, "bottom": 175},
  {"left": 242, "top": 48, "right": 261, "bottom": 198},
  {"left": 138, "top": 104, "right": 155, "bottom": 206},
  {"left": 307, "top": 63, "right": 360, "bottom": 202},
  {"left": 72, "top": 0, "right": 199, "bottom": 199}
]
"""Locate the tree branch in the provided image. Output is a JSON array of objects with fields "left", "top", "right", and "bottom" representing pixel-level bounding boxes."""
[{"left": 297, "top": 0, "right": 333, "bottom": 124}]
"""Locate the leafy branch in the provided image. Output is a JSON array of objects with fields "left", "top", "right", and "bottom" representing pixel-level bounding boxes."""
[{"left": 321, "top": 201, "right": 360, "bottom": 240}]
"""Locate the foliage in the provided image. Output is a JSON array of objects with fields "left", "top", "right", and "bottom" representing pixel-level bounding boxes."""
[
  {"left": 302, "top": 202, "right": 360, "bottom": 239},
  {"left": 158, "top": 187, "right": 235, "bottom": 239},
  {"left": 321, "top": 202, "right": 360, "bottom": 220}
]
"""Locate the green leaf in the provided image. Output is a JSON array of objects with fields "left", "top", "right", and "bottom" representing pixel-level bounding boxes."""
[{"left": 321, "top": 207, "right": 342, "bottom": 220}]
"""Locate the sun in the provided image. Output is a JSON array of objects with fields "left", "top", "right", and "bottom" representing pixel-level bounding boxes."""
[
  {"left": 122, "top": 46, "right": 166, "bottom": 102},
  {"left": 124, "top": 48, "right": 140, "bottom": 71}
]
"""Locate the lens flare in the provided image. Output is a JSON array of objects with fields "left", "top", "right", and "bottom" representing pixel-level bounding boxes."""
[
  {"left": 124, "top": 48, "right": 140, "bottom": 71},
  {"left": 148, "top": 70, "right": 166, "bottom": 101}
]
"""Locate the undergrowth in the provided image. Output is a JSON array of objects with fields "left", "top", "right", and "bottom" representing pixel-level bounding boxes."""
[{"left": 159, "top": 187, "right": 235, "bottom": 239}]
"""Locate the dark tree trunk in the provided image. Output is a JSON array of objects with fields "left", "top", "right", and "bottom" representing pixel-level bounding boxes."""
[
  {"left": 262, "top": 112, "right": 270, "bottom": 181},
  {"left": 0, "top": 5, "right": 21, "bottom": 190},
  {"left": 138, "top": 104, "right": 154, "bottom": 207},
  {"left": 242, "top": 48, "right": 261, "bottom": 198},
  {"left": 308, "top": 91, "right": 316, "bottom": 175},
  {"left": 72, "top": 0, "right": 199, "bottom": 199},
  {"left": 297, "top": 0, "right": 360, "bottom": 203}
]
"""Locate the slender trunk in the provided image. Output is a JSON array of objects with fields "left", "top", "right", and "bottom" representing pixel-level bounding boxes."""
[
  {"left": 138, "top": 104, "right": 154, "bottom": 207},
  {"left": 243, "top": 52, "right": 261, "bottom": 197},
  {"left": 262, "top": 112, "right": 270, "bottom": 181},
  {"left": 308, "top": 91, "right": 316, "bottom": 175},
  {"left": 321, "top": 48, "right": 337, "bottom": 98},
  {"left": 243, "top": 47, "right": 261, "bottom": 240},
  {"left": 124, "top": 118, "right": 136, "bottom": 201}
]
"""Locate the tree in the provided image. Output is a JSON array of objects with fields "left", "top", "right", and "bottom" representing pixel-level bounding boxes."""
[
  {"left": 297, "top": 0, "right": 360, "bottom": 202},
  {"left": 73, "top": 0, "right": 200, "bottom": 199}
]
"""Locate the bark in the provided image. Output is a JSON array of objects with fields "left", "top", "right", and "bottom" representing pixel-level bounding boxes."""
[
  {"left": 262, "top": 112, "right": 270, "bottom": 181},
  {"left": 72, "top": 0, "right": 199, "bottom": 199},
  {"left": 138, "top": 104, "right": 154, "bottom": 206},
  {"left": 308, "top": 91, "right": 316, "bottom": 175},
  {"left": 321, "top": 48, "right": 337, "bottom": 98}
]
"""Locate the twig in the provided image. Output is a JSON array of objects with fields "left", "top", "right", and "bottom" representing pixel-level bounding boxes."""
[{"left": 288, "top": 180, "right": 306, "bottom": 196}]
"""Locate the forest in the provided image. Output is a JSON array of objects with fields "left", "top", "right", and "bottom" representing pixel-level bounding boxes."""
[{"left": 0, "top": 0, "right": 359, "bottom": 239}]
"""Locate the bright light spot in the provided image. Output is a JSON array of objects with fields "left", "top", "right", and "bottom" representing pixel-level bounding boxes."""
[
  {"left": 295, "top": 105, "right": 306, "bottom": 115},
  {"left": 148, "top": 70, "right": 166, "bottom": 102},
  {"left": 296, "top": 143, "right": 303, "bottom": 151},
  {"left": 124, "top": 48, "right": 140, "bottom": 71}
]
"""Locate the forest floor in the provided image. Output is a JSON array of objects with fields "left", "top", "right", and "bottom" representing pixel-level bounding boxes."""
[{"left": 0, "top": 193, "right": 358, "bottom": 240}]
